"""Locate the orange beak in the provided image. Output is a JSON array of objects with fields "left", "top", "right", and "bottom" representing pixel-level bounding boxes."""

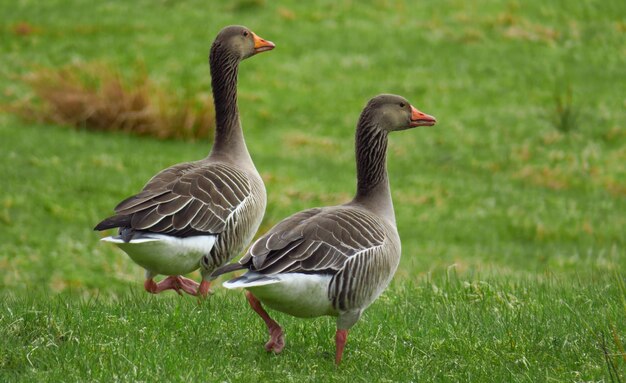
[
  {"left": 252, "top": 32, "right": 275, "bottom": 54},
  {"left": 410, "top": 105, "right": 437, "bottom": 127}
]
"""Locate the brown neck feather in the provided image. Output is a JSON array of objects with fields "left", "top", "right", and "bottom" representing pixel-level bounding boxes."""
[
  {"left": 208, "top": 42, "right": 250, "bottom": 163},
  {"left": 352, "top": 109, "right": 395, "bottom": 222}
]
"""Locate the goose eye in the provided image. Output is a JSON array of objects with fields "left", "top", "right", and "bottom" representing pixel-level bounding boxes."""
[
  {"left": 399, "top": 103, "right": 406, "bottom": 108},
  {"left": 243, "top": 30, "right": 249, "bottom": 37}
]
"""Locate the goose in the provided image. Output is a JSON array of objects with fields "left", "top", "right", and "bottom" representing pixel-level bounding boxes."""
[
  {"left": 212, "top": 94, "right": 437, "bottom": 363},
  {"left": 94, "top": 26, "right": 274, "bottom": 297}
]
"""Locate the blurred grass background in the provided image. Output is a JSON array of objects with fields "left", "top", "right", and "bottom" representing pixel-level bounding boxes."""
[{"left": 0, "top": 0, "right": 625, "bottom": 381}]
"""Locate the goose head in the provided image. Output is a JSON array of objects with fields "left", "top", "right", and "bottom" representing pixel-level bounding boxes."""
[
  {"left": 213, "top": 25, "right": 275, "bottom": 61},
  {"left": 365, "top": 94, "right": 436, "bottom": 132}
]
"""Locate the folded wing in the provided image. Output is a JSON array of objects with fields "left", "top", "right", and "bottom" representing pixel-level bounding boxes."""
[
  {"left": 239, "top": 206, "right": 386, "bottom": 275},
  {"left": 95, "top": 161, "right": 251, "bottom": 237}
]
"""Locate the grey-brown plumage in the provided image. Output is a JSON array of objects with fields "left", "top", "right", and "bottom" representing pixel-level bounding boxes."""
[
  {"left": 213, "top": 94, "right": 437, "bottom": 363},
  {"left": 97, "top": 162, "right": 252, "bottom": 237},
  {"left": 95, "top": 26, "right": 275, "bottom": 296},
  {"left": 231, "top": 205, "right": 400, "bottom": 313}
]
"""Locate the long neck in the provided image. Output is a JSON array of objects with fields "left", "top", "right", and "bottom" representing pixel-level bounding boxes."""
[
  {"left": 352, "top": 114, "right": 395, "bottom": 223},
  {"left": 208, "top": 43, "right": 252, "bottom": 165}
]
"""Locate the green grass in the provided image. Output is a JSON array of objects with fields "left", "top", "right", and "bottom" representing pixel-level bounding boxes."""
[
  {"left": 2, "top": 273, "right": 625, "bottom": 382},
  {"left": 1, "top": 0, "right": 625, "bottom": 381}
]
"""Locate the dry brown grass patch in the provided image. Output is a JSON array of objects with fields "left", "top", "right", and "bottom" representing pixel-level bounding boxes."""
[
  {"left": 9, "top": 62, "right": 215, "bottom": 140},
  {"left": 12, "top": 21, "right": 39, "bottom": 36}
]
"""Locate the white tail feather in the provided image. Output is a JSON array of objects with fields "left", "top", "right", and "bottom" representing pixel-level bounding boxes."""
[
  {"left": 223, "top": 273, "right": 281, "bottom": 289},
  {"left": 100, "top": 234, "right": 216, "bottom": 276}
]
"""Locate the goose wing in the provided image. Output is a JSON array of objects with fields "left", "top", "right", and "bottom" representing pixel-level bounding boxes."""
[
  {"left": 95, "top": 161, "right": 251, "bottom": 237},
  {"left": 239, "top": 206, "right": 386, "bottom": 275}
]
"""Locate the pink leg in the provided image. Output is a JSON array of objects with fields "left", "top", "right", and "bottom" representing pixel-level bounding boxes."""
[
  {"left": 245, "top": 291, "right": 285, "bottom": 353},
  {"left": 154, "top": 276, "right": 185, "bottom": 295},
  {"left": 197, "top": 280, "right": 212, "bottom": 297},
  {"left": 145, "top": 276, "right": 201, "bottom": 296},
  {"left": 174, "top": 276, "right": 201, "bottom": 295},
  {"left": 144, "top": 278, "right": 158, "bottom": 293},
  {"left": 335, "top": 329, "right": 349, "bottom": 365}
]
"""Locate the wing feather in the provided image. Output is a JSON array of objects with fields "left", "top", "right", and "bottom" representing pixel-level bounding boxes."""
[
  {"left": 172, "top": 199, "right": 204, "bottom": 230},
  {"left": 240, "top": 206, "right": 386, "bottom": 276},
  {"left": 131, "top": 206, "right": 165, "bottom": 229},
  {"left": 156, "top": 196, "right": 192, "bottom": 215},
  {"left": 96, "top": 161, "right": 251, "bottom": 237}
]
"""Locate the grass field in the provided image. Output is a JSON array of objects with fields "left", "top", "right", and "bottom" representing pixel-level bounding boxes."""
[{"left": 1, "top": 0, "right": 625, "bottom": 381}]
